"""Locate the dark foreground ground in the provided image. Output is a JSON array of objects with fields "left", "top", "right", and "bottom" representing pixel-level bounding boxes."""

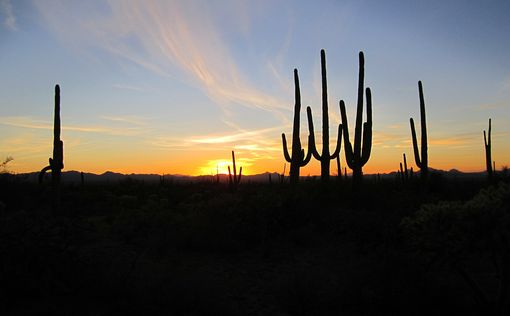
[{"left": 1, "top": 173, "right": 509, "bottom": 315}]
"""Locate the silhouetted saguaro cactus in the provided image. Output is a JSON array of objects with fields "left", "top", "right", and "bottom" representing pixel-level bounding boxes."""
[
  {"left": 410, "top": 81, "right": 428, "bottom": 181},
  {"left": 340, "top": 52, "right": 373, "bottom": 188},
  {"left": 308, "top": 50, "right": 342, "bottom": 182},
  {"left": 403, "top": 153, "right": 409, "bottom": 181},
  {"left": 39, "top": 85, "right": 64, "bottom": 185},
  {"left": 282, "top": 69, "right": 313, "bottom": 184},
  {"left": 228, "top": 150, "right": 242, "bottom": 191},
  {"left": 483, "top": 118, "right": 493, "bottom": 181}
]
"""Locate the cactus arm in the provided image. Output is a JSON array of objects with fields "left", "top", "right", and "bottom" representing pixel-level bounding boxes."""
[
  {"left": 361, "top": 87, "right": 372, "bottom": 165},
  {"left": 330, "top": 124, "right": 342, "bottom": 159},
  {"left": 353, "top": 52, "right": 365, "bottom": 163},
  {"left": 300, "top": 146, "right": 312, "bottom": 166},
  {"left": 306, "top": 106, "right": 321, "bottom": 160},
  {"left": 237, "top": 166, "right": 242, "bottom": 184},
  {"left": 340, "top": 100, "right": 355, "bottom": 170},
  {"left": 418, "top": 81, "right": 428, "bottom": 170},
  {"left": 228, "top": 166, "right": 232, "bottom": 185},
  {"left": 301, "top": 134, "right": 314, "bottom": 166},
  {"left": 39, "top": 165, "right": 51, "bottom": 183},
  {"left": 361, "top": 121, "right": 372, "bottom": 166},
  {"left": 282, "top": 133, "right": 292, "bottom": 162},
  {"left": 410, "top": 118, "right": 422, "bottom": 168}
]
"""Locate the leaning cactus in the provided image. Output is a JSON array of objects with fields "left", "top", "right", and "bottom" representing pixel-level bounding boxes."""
[
  {"left": 39, "top": 85, "right": 64, "bottom": 185},
  {"left": 410, "top": 81, "right": 428, "bottom": 181},
  {"left": 282, "top": 69, "right": 314, "bottom": 184},
  {"left": 483, "top": 118, "right": 493, "bottom": 181},
  {"left": 307, "top": 50, "right": 342, "bottom": 182},
  {"left": 340, "top": 52, "right": 373, "bottom": 188},
  {"left": 228, "top": 150, "right": 242, "bottom": 191}
]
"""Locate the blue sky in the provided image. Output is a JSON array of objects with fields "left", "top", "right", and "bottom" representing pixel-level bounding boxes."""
[{"left": 1, "top": 0, "right": 509, "bottom": 175}]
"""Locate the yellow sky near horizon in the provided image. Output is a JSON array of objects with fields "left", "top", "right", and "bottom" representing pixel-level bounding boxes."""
[{"left": 3, "top": 120, "right": 509, "bottom": 176}]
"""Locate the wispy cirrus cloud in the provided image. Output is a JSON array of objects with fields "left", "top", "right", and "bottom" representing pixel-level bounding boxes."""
[
  {"left": 35, "top": 0, "right": 291, "bottom": 123},
  {"left": 99, "top": 115, "right": 148, "bottom": 126},
  {"left": 0, "top": 116, "right": 146, "bottom": 136},
  {"left": 0, "top": 0, "right": 17, "bottom": 31},
  {"left": 189, "top": 126, "right": 281, "bottom": 145}
]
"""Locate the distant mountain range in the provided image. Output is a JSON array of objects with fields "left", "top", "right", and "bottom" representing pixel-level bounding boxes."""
[{"left": 8, "top": 168, "right": 490, "bottom": 184}]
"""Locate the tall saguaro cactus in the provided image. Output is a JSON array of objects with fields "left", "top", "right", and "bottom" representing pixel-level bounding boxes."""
[
  {"left": 39, "top": 85, "right": 64, "bottom": 185},
  {"left": 340, "top": 52, "right": 373, "bottom": 187},
  {"left": 308, "top": 50, "right": 342, "bottom": 182},
  {"left": 483, "top": 118, "right": 493, "bottom": 181},
  {"left": 282, "top": 69, "right": 313, "bottom": 184},
  {"left": 410, "top": 81, "right": 428, "bottom": 181}
]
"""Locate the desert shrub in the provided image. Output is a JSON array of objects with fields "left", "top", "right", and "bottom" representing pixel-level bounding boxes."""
[{"left": 401, "top": 182, "right": 510, "bottom": 312}]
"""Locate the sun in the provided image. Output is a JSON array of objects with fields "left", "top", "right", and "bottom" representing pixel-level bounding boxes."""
[{"left": 197, "top": 160, "right": 233, "bottom": 176}]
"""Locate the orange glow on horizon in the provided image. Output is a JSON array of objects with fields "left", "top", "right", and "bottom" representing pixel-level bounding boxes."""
[{"left": 7, "top": 149, "right": 509, "bottom": 177}]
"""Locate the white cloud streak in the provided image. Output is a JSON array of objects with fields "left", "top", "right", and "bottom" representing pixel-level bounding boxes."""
[{"left": 0, "top": 116, "right": 145, "bottom": 136}]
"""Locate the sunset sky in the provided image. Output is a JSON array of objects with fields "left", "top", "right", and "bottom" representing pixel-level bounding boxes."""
[{"left": 1, "top": 0, "right": 509, "bottom": 176}]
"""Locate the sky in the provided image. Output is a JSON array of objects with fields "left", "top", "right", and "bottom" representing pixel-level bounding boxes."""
[{"left": 1, "top": 0, "right": 509, "bottom": 176}]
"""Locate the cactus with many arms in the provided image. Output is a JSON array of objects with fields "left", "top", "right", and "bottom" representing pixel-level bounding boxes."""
[
  {"left": 307, "top": 50, "right": 342, "bottom": 182},
  {"left": 282, "top": 69, "right": 314, "bottom": 184},
  {"left": 410, "top": 81, "right": 428, "bottom": 180},
  {"left": 484, "top": 118, "right": 493, "bottom": 181},
  {"left": 339, "top": 52, "right": 373, "bottom": 187},
  {"left": 39, "top": 85, "right": 64, "bottom": 184}
]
